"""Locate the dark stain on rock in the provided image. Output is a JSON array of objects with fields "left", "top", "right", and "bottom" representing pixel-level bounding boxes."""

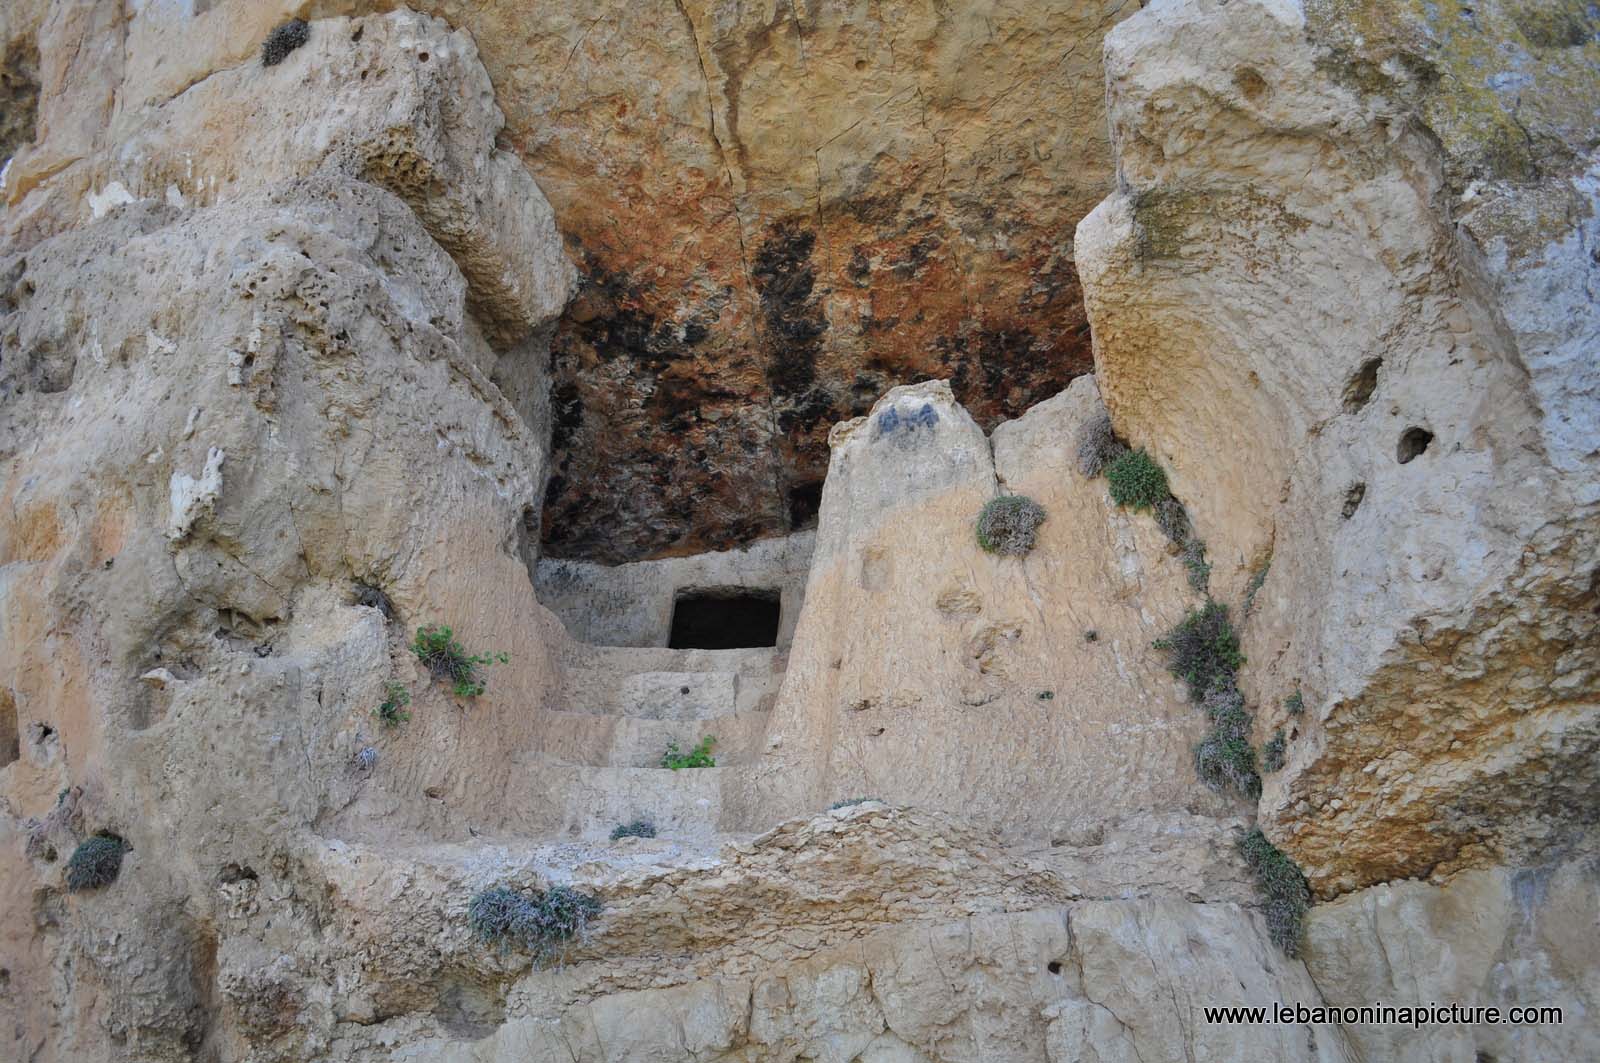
[
  {"left": 754, "top": 222, "right": 827, "bottom": 398},
  {"left": 549, "top": 380, "right": 583, "bottom": 452},
  {"left": 937, "top": 320, "right": 1088, "bottom": 425}
]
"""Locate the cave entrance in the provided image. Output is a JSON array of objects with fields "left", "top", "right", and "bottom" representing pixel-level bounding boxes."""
[{"left": 668, "top": 589, "right": 781, "bottom": 650}]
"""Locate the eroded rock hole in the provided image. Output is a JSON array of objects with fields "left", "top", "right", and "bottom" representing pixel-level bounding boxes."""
[
  {"left": 668, "top": 589, "right": 780, "bottom": 650},
  {"left": 1397, "top": 427, "right": 1433, "bottom": 464},
  {"left": 1341, "top": 482, "right": 1366, "bottom": 519},
  {"left": 217, "top": 863, "right": 257, "bottom": 884},
  {"left": 0, "top": 36, "right": 40, "bottom": 166},
  {"left": 350, "top": 580, "right": 395, "bottom": 621},
  {"left": 1342, "top": 357, "right": 1381, "bottom": 413}
]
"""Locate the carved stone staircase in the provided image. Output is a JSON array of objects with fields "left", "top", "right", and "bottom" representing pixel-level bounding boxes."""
[{"left": 536, "top": 643, "right": 783, "bottom": 841}]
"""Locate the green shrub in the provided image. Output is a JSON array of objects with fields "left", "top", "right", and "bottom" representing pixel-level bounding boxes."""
[
  {"left": 661, "top": 736, "right": 716, "bottom": 770},
  {"left": 261, "top": 18, "right": 309, "bottom": 67},
  {"left": 609, "top": 819, "right": 656, "bottom": 841},
  {"left": 468, "top": 884, "right": 602, "bottom": 964},
  {"left": 1262, "top": 729, "right": 1287, "bottom": 773},
  {"left": 1194, "top": 682, "right": 1261, "bottom": 799},
  {"left": 374, "top": 681, "right": 411, "bottom": 727},
  {"left": 65, "top": 833, "right": 126, "bottom": 892},
  {"left": 1074, "top": 410, "right": 1127, "bottom": 478},
  {"left": 1180, "top": 539, "right": 1212, "bottom": 594},
  {"left": 1105, "top": 449, "right": 1169, "bottom": 511},
  {"left": 975, "top": 495, "right": 1047, "bottom": 556},
  {"left": 412, "top": 625, "right": 508, "bottom": 698},
  {"left": 1238, "top": 828, "right": 1311, "bottom": 957},
  {"left": 829, "top": 797, "right": 881, "bottom": 810},
  {"left": 1155, "top": 600, "right": 1244, "bottom": 701},
  {"left": 1285, "top": 688, "right": 1304, "bottom": 716}
]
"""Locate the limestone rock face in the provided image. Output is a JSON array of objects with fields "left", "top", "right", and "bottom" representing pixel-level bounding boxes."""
[
  {"left": 1076, "top": 0, "right": 1600, "bottom": 895},
  {"left": 746, "top": 377, "right": 1241, "bottom": 841},
  {"left": 3, "top": 1, "right": 1599, "bottom": 1061},
  {"left": 2, "top": 0, "right": 1132, "bottom": 562},
  {"left": 1304, "top": 850, "right": 1600, "bottom": 1063}
]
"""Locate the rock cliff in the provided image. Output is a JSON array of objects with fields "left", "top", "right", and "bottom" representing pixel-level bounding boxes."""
[{"left": 1, "top": 2, "right": 1596, "bottom": 1062}]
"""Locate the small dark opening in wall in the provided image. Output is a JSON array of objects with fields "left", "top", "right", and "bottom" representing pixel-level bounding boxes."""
[
  {"left": 1397, "top": 427, "right": 1433, "bottom": 464},
  {"left": 1342, "top": 357, "right": 1382, "bottom": 413},
  {"left": 0, "top": 36, "right": 41, "bottom": 166},
  {"left": 668, "top": 589, "right": 780, "bottom": 650}
]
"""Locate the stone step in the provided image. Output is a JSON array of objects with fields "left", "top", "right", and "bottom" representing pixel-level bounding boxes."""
[
  {"left": 619, "top": 670, "right": 738, "bottom": 720},
  {"left": 554, "top": 766, "right": 742, "bottom": 842},
  {"left": 560, "top": 643, "right": 784, "bottom": 679},
  {"left": 535, "top": 710, "right": 769, "bottom": 768},
  {"left": 559, "top": 664, "right": 785, "bottom": 720}
]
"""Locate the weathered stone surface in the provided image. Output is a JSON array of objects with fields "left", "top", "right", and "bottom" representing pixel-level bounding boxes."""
[
  {"left": 3, "top": 2, "right": 1599, "bottom": 1060},
  {"left": 1304, "top": 851, "right": 1600, "bottom": 1062},
  {"left": 271, "top": 806, "right": 1328, "bottom": 1061},
  {"left": 5, "top": 0, "right": 1129, "bottom": 562},
  {"left": 1076, "top": 0, "right": 1600, "bottom": 895},
  {"left": 537, "top": 530, "right": 814, "bottom": 647},
  {"left": 746, "top": 377, "right": 1243, "bottom": 841}
]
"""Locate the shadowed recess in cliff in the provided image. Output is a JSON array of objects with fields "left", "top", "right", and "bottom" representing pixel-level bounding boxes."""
[
  {"left": 539, "top": 219, "right": 1097, "bottom": 564},
  {"left": 0, "top": 34, "right": 38, "bottom": 166}
]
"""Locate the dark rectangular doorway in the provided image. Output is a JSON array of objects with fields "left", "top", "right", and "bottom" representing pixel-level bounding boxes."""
[{"left": 668, "top": 589, "right": 781, "bottom": 649}]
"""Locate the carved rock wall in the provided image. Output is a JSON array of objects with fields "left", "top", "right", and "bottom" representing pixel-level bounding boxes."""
[
  {"left": 1, "top": 2, "right": 1598, "bottom": 1060},
  {"left": 747, "top": 377, "right": 1244, "bottom": 842},
  {"left": 1076, "top": 0, "right": 1600, "bottom": 896}
]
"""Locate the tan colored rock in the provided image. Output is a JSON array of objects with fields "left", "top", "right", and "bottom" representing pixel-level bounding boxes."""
[
  {"left": 2, "top": 2, "right": 1598, "bottom": 1060},
  {"left": 746, "top": 377, "right": 1241, "bottom": 841},
  {"left": 1304, "top": 852, "right": 1600, "bottom": 1062},
  {"left": 5, "top": 0, "right": 1132, "bottom": 561},
  {"left": 292, "top": 807, "right": 1345, "bottom": 1061},
  {"left": 1076, "top": 0, "right": 1600, "bottom": 895}
]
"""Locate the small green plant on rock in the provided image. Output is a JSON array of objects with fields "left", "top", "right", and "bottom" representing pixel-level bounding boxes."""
[
  {"left": 609, "top": 819, "right": 657, "bottom": 841},
  {"left": 975, "top": 495, "right": 1047, "bottom": 556},
  {"left": 830, "top": 797, "right": 880, "bottom": 810},
  {"left": 1159, "top": 602, "right": 1259, "bottom": 799},
  {"left": 1180, "top": 539, "right": 1213, "bottom": 594},
  {"left": 1074, "top": 410, "right": 1128, "bottom": 478},
  {"left": 1261, "top": 729, "right": 1287, "bottom": 773},
  {"left": 1105, "top": 449, "right": 1170, "bottom": 511},
  {"left": 1285, "top": 688, "right": 1304, "bottom": 716},
  {"left": 412, "top": 625, "right": 508, "bottom": 698},
  {"left": 1194, "top": 682, "right": 1261, "bottom": 799},
  {"left": 261, "top": 19, "right": 309, "bottom": 67},
  {"left": 661, "top": 736, "right": 716, "bottom": 770},
  {"left": 374, "top": 681, "right": 411, "bottom": 727},
  {"left": 468, "top": 884, "right": 602, "bottom": 965},
  {"left": 1154, "top": 600, "right": 1244, "bottom": 701},
  {"left": 1238, "top": 827, "right": 1311, "bottom": 957},
  {"left": 65, "top": 832, "right": 126, "bottom": 892}
]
